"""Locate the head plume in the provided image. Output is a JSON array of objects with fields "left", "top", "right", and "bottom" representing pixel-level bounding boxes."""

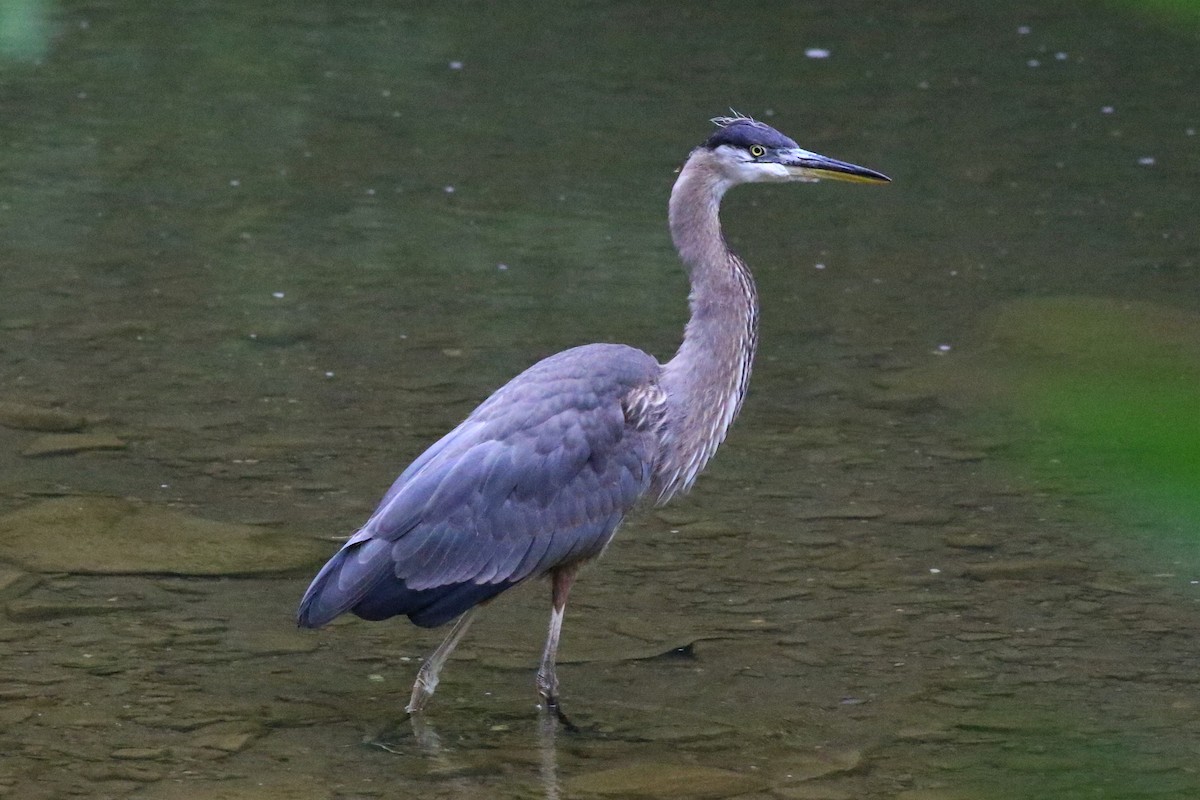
[{"left": 704, "top": 112, "right": 800, "bottom": 151}]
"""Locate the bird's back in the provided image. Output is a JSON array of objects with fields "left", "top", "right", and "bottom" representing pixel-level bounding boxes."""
[{"left": 296, "top": 343, "right": 663, "bottom": 629}]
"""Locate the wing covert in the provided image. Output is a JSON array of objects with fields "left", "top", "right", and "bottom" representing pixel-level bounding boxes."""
[{"left": 365, "top": 344, "right": 661, "bottom": 590}]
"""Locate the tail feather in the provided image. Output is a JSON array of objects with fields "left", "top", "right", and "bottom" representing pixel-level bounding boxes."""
[
  {"left": 296, "top": 538, "right": 391, "bottom": 628},
  {"left": 296, "top": 538, "right": 516, "bottom": 630}
]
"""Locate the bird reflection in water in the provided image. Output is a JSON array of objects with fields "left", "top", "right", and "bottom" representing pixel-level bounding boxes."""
[{"left": 365, "top": 708, "right": 570, "bottom": 800}]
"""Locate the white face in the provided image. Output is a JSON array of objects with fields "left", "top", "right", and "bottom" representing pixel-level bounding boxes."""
[{"left": 713, "top": 144, "right": 797, "bottom": 184}]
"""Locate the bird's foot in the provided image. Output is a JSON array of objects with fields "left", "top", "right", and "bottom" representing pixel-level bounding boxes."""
[
  {"left": 537, "top": 680, "right": 578, "bottom": 732},
  {"left": 538, "top": 697, "right": 579, "bottom": 732}
]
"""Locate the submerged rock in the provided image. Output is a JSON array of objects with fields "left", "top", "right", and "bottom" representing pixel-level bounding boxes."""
[
  {"left": 188, "top": 722, "right": 261, "bottom": 754},
  {"left": 6, "top": 597, "right": 166, "bottom": 622},
  {"left": 961, "top": 559, "right": 1092, "bottom": 582},
  {"left": 0, "top": 401, "right": 86, "bottom": 432},
  {"left": 111, "top": 747, "right": 170, "bottom": 761},
  {"left": 776, "top": 787, "right": 855, "bottom": 800},
  {"left": 22, "top": 433, "right": 126, "bottom": 457},
  {"left": 0, "top": 565, "right": 39, "bottom": 602},
  {"left": 566, "top": 763, "right": 766, "bottom": 799},
  {"left": 130, "top": 776, "right": 332, "bottom": 800},
  {"left": 0, "top": 705, "right": 34, "bottom": 726},
  {"left": 82, "top": 764, "right": 165, "bottom": 783},
  {"left": 0, "top": 496, "right": 328, "bottom": 575},
  {"left": 942, "top": 531, "right": 999, "bottom": 550},
  {"left": 792, "top": 504, "right": 886, "bottom": 521},
  {"left": 784, "top": 748, "right": 865, "bottom": 781}
]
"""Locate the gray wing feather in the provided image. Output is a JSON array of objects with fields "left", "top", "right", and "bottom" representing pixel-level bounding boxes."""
[{"left": 363, "top": 344, "right": 660, "bottom": 591}]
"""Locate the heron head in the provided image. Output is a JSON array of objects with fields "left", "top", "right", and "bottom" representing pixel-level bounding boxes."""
[{"left": 704, "top": 115, "right": 890, "bottom": 186}]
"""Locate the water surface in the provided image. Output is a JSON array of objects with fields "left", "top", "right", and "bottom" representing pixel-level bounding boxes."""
[{"left": 1, "top": 1, "right": 1198, "bottom": 798}]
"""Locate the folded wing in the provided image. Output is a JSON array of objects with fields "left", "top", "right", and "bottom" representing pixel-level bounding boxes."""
[{"left": 296, "top": 344, "right": 662, "bottom": 629}]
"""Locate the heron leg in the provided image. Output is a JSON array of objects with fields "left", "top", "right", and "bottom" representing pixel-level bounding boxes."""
[
  {"left": 407, "top": 606, "right": 480, "bottom": 715},
  {"left": 536, "top": 566, "right": 578, "bottom": 708}
]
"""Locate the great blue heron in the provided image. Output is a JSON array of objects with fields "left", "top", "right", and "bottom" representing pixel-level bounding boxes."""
[{"left": 297, "top": 115, "right": 889, "bottom": 715}]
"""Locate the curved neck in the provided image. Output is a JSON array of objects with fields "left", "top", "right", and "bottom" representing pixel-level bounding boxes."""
[{"left": 655, "top": 150, "right": 760, "bottom": 501}]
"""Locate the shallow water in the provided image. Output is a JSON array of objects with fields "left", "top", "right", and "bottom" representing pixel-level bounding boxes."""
[{"left": 1, "top": 1, "right": 1198, "bottom": 798}]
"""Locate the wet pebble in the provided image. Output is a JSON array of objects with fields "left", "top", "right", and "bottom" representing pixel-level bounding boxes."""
[
  {"left": 0, "top": 401, "right": 86, "bottom": 432},
  {"left": 565, "top": 763, "right": 766, "bottom": 799},
  {"left": 21, "top": 433, "right": 126, "bottom": 457}
]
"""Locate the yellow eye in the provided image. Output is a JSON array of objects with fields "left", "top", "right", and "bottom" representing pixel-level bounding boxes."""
[{"left": 749, "top": 145, "right": 766, "bottom": 158}]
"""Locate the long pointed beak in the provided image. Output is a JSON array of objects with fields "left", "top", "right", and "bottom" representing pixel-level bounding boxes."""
[{"left": 781, "top": 148, "right": 890, "bottom": 184}]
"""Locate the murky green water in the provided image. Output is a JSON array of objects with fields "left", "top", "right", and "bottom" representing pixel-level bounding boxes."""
[{"left": 2, "top": 1, "right": 1198, "bottom": 798}]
